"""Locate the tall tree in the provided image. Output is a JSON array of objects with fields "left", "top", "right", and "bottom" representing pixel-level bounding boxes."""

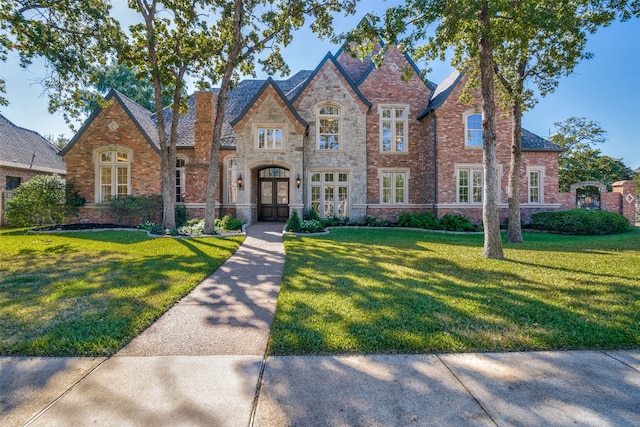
[
  {"left": 550, "top": 117, "right": 634, "bottom": 192},
  {"left": 201, "top": 0, "right": 356, "bottom": 234},
  {"left": 345, "top": 0, "right": 504, "bottom": 258}
]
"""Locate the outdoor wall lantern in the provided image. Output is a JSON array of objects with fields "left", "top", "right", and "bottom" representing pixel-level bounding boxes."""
[
  {"left": 237, "top": 174, "right": 243, "bottom": 189},
  {"left": 296, "top": 175, "right": 301, "bottom": 188}
]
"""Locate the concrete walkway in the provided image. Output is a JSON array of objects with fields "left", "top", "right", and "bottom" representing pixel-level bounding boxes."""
[{"left": 2, "top": 223, "right": 640, "bottom": 426}]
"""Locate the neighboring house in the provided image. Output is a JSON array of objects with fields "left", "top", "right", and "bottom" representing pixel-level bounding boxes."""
[
  {"left": 62, "top": 42, "right": 562, "bottom": 226},
  {"left": 0, "top": 114, "right": 67, "bottom": 225}
]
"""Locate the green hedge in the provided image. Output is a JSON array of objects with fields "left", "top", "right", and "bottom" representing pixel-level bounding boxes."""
[{"left": 529, "top": 209, "right": 629, "bottom": 235}]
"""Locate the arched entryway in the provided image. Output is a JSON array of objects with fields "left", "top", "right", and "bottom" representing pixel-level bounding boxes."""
[{"left": 258, "top": 167, "right": 290, "bottom": 221}]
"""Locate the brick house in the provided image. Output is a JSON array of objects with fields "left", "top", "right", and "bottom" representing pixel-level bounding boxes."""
[
  {"left": 0, "top": 114, "right": 67, "bottom": 225},
  {"left": 62, "top": 43, "right": 562, "bottom": 225}
]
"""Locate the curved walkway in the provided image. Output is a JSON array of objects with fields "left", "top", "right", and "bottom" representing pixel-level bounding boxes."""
[{"left": 2, "top": 223, "right": 640, "bottom": 426}]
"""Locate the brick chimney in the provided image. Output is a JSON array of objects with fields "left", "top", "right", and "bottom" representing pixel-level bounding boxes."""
[{"left": 194, "top": 90, "right": 216, "bottom": 163}]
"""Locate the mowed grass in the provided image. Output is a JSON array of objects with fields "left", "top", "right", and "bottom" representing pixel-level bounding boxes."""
[
  {"left": 0, "top": 228, "right": 243, "bottom": 356},
  {"left": 270, "top": 228, "right": 640, "bottom": 355}
]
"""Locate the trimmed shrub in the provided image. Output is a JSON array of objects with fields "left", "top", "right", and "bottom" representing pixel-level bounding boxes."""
[
  {"left": 175, "top": 204, "right": 187, "bottom": 227},
  {"left": 529, "top": 209, "right": 629, "bottom": 235},
  {"left": 303, "top": 208, "right": 320, "bottom": 221},
  {"left": 286, "top": 211, "right": 302, "bottom": 232},
  {"left": 5, "top": 174, "right": 66, "bottom": 226},
  {"left": 104, "top": 194, "right": 162, "bottom": 224},
  {"left": 439, "top": 214, "right": 475, "bottom": 232},
  {"left": 398, "top": 212, "right": 439, "bottom": 229},
  {"left": 299, "top": 219, "right": 324, "bottom": 233},
  {"left": 215, "top": 214, "right": 243, "bottom": 231}
]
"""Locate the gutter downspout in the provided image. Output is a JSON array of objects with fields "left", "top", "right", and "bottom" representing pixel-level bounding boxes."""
[{"left": 433, "top": 114, "right": 438, "bottom": 218}]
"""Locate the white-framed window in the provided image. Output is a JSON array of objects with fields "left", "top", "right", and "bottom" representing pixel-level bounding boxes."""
[
  {"left": 257, "top": 127, "right": 283, "bottom": 149},
  {"left": 528, "top": 168, "right": 544, "bottom": 204},
  {"left": 464, "top": 111, "right": 483, "bottom": 147},
  {"left": 226, "top": 157, "right": 238, "bottom": 203},
  {"left": 380, "top": 106, "right": 408, "bottom": 152},
  {"left": 176, "top": 157, "right": 187, "bottom": 203},
  {"left": 457, "top": 167, "right": 483, "bottom": 204},
  {"left": 96, "top": 148, "right": 131, "bottom": 203},
  {"left": 309, "top": 171, "right": 348, "bottom": 217},
  {"left": 380, "top": 170, "right": 407, "bottom": 204},
  {"left": 317, "top": 104, "right": 340, "bottom": 150}
]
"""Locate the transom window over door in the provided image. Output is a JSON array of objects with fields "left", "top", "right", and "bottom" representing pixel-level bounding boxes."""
[
  {"left": 310, "top": 172, "right": 348, "bottom": 218},
  {"left": 98, "top": 149, "right": 130, "bottom": 203},
  {"left": 318, "top": 105, "right": 340, "bottom": 150},
  {"left": 380, "top": 106, "right": 407, "bottom": 152}
]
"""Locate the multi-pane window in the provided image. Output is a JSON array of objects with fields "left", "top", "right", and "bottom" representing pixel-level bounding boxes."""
[
  {"left": 5, "top": 176, "right": 21, "bottom": 190},
  {"left": 257, "top": 128, "right": 283, "bottom": 149},
  {"left": 309, "top": 171, "right": 348, "bottom": 217},
  {"left": 176, "top": 158, "right": 186, "bottom": 203},
  {"left": 318, "top": 105, "right": 340, "bottom": 150},
  {"left": 98, "top": 150, "right": 130, "bottom": 202},
  {"left": 458, "top": 168, "right": 483, "bottom": 203},
  {"left": 380, "top": 107, "right": 407, "bottom": 152},
  {"left": 226, "top": 158, "right": 238, "bottom": 203},
  {"left": 381, "top": 172, "right": 406, "bottom": 204},
  {"left": 529, "top": 170, "right": 541, "bottom": 203},
  {"left": 465, "top": 113, "right": 483, "bottom": 147}
]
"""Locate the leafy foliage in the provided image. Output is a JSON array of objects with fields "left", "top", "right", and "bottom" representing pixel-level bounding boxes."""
[
  {"left": 398, "top": 212, "right": 439, "bottom": 229},
  {"left": 550, "top": 117, "right": 635, "bottom": 191},
  {"left": 214, "top": 214, "right": 243, "bottom": 232},
  {"left": 103, "top": 195, "right": 163, "bottom": 225},
  {"left": 529, "top": 209, "right": 629, "bottom": 235},
  {"left": 64, "top": 180, "right": 86, "bottom": 217},
  {"left": 286, "top": 210, "right": 302, "bottom": 232},
  {"left": 5, "top": 175, "right": 66, "bottom": 226}
]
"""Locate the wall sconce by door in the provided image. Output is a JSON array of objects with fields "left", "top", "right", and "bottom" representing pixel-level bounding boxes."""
[
  {"left": 296, "top": 175, "right": 301, "bottom": 188},
  {"left": 237, "top": 174, "right": 243, "bottom": 190}
]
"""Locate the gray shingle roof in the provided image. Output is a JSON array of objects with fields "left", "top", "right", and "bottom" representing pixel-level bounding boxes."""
[
  {"left": 522, "top": 128, "right": 563, "bottom": 151},
  {"left": 0, "top": 114, "right": 66, "bottom": 174}
]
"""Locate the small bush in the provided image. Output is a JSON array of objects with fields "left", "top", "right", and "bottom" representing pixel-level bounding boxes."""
[
  {"left": 137, "top": 221, "right": 164, "bottom": 235},
  {"left": 104, "top": 195, "right": 162, "bottom": 224},
  {"left": 439, "top": 214, "right": 475, "bottom": 232},
  {"left": 175, "top": 204, "right": 187, "bottom": 227},
  {"left": 5, "top": 174, "right": 66, "bottom": 226},
  {"left": 529, "top": 209, "right": 629, "bottom": 235},
  {"left": 364, "top": 215, "right": 377, "bottom": 226},
  {"left": 215, "top": 214, "right": 243, "bottom": 232},
  {"left": 286, "top": 211, "right": 302, "bottom": 232},
  {"left": 178, "top": 219, "right": 205, "bottom": 236},
  {"left": 398, "top": 212, "right": 439, "bottom": 229},
  {"left": 303, "top": 208, "right": 320, "bottom": 221},
  {"left": 64, "top": 180, "right": 85, "bottom": 217},
  {"left": 299, "top": 219, "right": 324, "bottom": 233}
]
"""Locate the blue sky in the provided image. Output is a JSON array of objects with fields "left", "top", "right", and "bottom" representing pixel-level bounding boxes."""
[{"left": 1, "top": 0, "right": 638, "bottom": 168}]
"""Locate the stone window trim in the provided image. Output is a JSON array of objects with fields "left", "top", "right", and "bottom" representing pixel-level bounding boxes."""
[
  {"left": 454, "top": 163, "right": 502, "bottom": 204},
  {"left": 315, "top": 102, "right": 342, "bottom": 152},
  {"left": 379, "top": 104, "right": 409, "bottom": 154},
  {"left": 377, "top": 168, "right": 410, "bottom": 205},
  {"left": 176, "top": 155, "right": 188, "bottom": 203},
  {"left": 254, "top": 124, "right": 286, "bottom": 151},
  {"left": 527, "top": 166, "right": 545, "bottom": 204},
  {"left": 463, "top": 108, "right": 483, "bottom": 148},
  {"left": 93, "top": 145, "right": 133, "bottom": 204}
]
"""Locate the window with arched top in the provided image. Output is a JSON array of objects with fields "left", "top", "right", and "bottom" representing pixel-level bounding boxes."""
[
  {"left": 226, "top": 158, "right": 237, "bottom": 203},
  {"left": 176, "top": 157, "right": 187, "bottom": 202},
  {"left": 317, "top": 104, "right": 341, "bottom": 150},
  {"left": 96, "top": 148, "right": 131, "bottom": 203},
  {"left": 464, "top": 112, "right": 483, "bottom": 147}
]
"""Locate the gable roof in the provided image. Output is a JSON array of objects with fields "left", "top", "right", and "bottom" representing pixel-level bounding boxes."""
[
  {"left": 290, "top": 52, "right": 371, "bottom": 109},
  {"left": 522, "top": 129, "right": 564, "bottom": 152},
  {"left": 0, "top": 114, "right": 66, "bottom": 174},
  {"left": 417, "top": 70, "right": 464, "bottom": 119},
  {"left": 230, "top": 77, "right": 309, "bottom": 131}
]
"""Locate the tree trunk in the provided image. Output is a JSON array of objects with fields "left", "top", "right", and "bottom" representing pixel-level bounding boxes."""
[
  {"left": 203, "top": 0, "right": 244, "bottom": 235},
  {"left": 507, "top": 97, "right": 523, "bottom": 243},
  {"left": 478, "top": 1, "right": 504, "bottom": 259}
]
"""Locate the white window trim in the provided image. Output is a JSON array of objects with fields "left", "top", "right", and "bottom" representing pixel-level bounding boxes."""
[
  {"left": 454, "top": 163, "right": 502, "bottom": 204},
  {"left": 308, "top": 169, "right": 350, "bottom": 218},
  {"left": 176, "top": 156, "right": 187, "bottom": 203},
  {"left": 255, "top": 124, "right": 285, "bottom": 151},
  {"left": 316, "top": 103, "right": 342, "bottom": 151},
  {"left": 93, "top": 146, "right": 133, "bottom": 204},
  {"left": 379, "top": 104, "right": 409, "bottom": 153},
  {"left": 463, "top": 109, "right": 483, "bottom": 148},
  {"left": 378, "top": 168, "right": 409, "bottom": 205},
  {"left": 527, "top": 166, "right": 545, "bottom": 204}
]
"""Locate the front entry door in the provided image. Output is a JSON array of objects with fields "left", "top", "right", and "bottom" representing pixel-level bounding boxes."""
[{"left": 259, "top": 178, "right": 289, "bottom": 221}]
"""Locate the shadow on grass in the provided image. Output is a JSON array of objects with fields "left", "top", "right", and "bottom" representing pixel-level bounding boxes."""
[{"left": 270, "top": 229, "right": 640, "bottom": 355}]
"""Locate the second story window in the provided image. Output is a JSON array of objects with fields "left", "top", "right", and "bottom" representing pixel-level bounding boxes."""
[
  {"left": 465, "top": 112, "right": 483, "bottom": 147},
  {"left": 380, "top": 106, "right": 408, "bottom": 152},
  {"left": 318, "top": 105, "right": 340, "bottom": 150},
  {"left": 257, "top": 128, "right": 283, "bottom": 149}
]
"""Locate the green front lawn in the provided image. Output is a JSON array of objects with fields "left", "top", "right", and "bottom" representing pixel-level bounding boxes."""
[
  {"left": 269, "top": 228, "right": 640, "bottom": 355},
  {"left": 0, "top": 229, "right": 244, "bottom": 356}
]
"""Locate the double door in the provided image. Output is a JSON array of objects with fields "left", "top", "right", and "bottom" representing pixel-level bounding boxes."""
[{"left": 259, "top": 178, "right": 289, "bottom": 221}]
